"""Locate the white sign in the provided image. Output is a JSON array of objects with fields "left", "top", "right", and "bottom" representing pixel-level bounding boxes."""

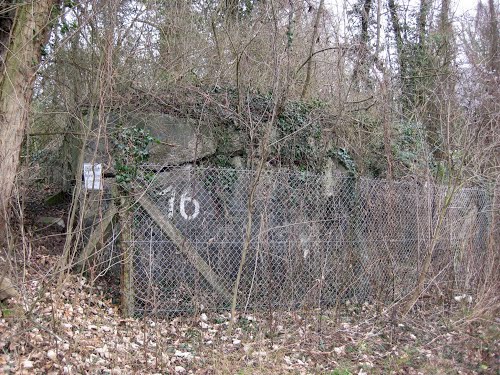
[{"left": 83, "top": 163, "right": 102, "bottom": 190}]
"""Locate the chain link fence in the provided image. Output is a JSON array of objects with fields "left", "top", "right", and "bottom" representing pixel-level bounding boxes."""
[{"left": 126, "top": 166, "right": 491, "bottom": 316}]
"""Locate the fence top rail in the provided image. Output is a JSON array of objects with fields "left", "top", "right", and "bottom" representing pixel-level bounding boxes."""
[{"left": 137, "top": 164, "right": 489, "bottom": 194}]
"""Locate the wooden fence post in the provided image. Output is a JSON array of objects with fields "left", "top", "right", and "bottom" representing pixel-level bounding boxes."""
[{"left": 115, "top": 185, "right": 134, "bottom": 317}]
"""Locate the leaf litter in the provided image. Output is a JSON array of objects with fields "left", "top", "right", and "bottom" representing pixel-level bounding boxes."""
[{"left": 0, "top": 254, "right": 498, "bottom": 374}]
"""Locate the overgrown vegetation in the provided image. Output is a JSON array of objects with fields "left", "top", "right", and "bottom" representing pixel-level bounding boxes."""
[
  {"left": 111, "top": 125, "right": 157, "bottom": 187},
  {"left": 0, "top": 0, "right": 498, "bottom": 373}
]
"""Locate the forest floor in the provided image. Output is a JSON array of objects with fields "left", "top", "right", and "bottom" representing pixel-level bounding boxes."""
[{"left": 0, "top": 189, "right": 498, "bottom": 374}]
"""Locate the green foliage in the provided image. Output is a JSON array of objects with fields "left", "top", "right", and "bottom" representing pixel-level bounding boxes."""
[
  {"left": 185, "top": 328, "right": 201, "bottom": 341},
  {"left": 213, "top": 154, "right": 233, "bottom": 168},
  {"left": 203, "top": 157, "right": 239, "bottom": 192},
  {"left": 213, "top": 127, "right": 235, "bottom": 153},
  {"left": 431, "top": 160, "right": 449, "bottom": 182},
  {"left": 393, "top": 121, "right": 425, "bottom": 170},
  {"left": 353, "top": 118, "right": 429, "bottom": 178},
  {"left": 0, "top": 302, "right": 16, "bottom": 318},
  {"left": 59, "top": 20, "right": 78, "bottom": 35},
  {"left": 63, "top": 0, "right": 77, "bottom": 8},
  {"left": 225, "top": 0, "right": 259, "bottom": 20},
  {"left": 329, "top": 147, "right": 357, "bottom": 176},
  {"left": 50, "top": 3, "right": 62, "bottom": 19},
  {"left": 329, "top": 369, "right": 352, "bottom": 375},
  {"left": 237, "top": 316, "right": 258, "bottom": 333},
  {"left": 1, "top": 308, "right": 13, "bottom": 318},
  {"left": 276, "top": 100, "right": 325, "bottom": 171},
  {"left": 112, "top": 126, "right": 158, "bottom": 187}
]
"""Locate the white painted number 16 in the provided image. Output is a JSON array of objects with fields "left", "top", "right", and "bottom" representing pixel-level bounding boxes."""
[{"left": 158, "top": 186, "right": 200, "bottom": 220}]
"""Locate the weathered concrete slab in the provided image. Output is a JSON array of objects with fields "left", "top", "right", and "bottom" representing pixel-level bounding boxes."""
[
  {"left": 125, "top": 113, "right": 217, "bottom": 165},
  {"left": 81, "top": 113, "right": 218, "bottom": 172}
]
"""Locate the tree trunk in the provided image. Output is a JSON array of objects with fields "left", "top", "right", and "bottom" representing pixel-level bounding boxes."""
[
  {"left": 388, "top": 0, "right": 404, "bottom": 75},
  {"left": 301, "top": 0, "right": 324, "bottom": 99},
  {"left": 425, "top": 0, "right": 454, "bottom": 162},
  {"left": 0, "top": 0, "right": 60, "bottom": 243},
  {"left": 388, "top": 0, "right": 409, "bottom": 107},
  {"left": 488, "top": 0, "right": 499, "bottom": 74},
  {"left": 352, "top": 0, "right": 373, "bottom": 89},
  {"left": 417, "top": 0, "right": 429, "bottom": 49},
  {"left": 376, "top": 0, "right": 382, "bottom": 54}
]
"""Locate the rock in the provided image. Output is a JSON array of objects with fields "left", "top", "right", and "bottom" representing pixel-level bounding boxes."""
[
  {"left": 95, "top": 346, "right": 110, "bottom": 358},
  {"left": 35, "top": 217, "right": 65, "bottom": 229},
  {"left": 22, "top": 360, "right": 34, "bottom": 369},
  {"left": 334, "top": 346, "right": 345, "bottom": 355},
  {"left": 47, "top": 349, "right": 57, "bottom": 361},
  {"left": 454, "top": 294, "right": 473, "bottom": 303},
  {"left": 0, "top": 276, "right": 18, "bottom": 301},
  {"left": 230, "top": 156, "right": 245, "bottom": 168},
  {"left": 127, "top": 113, "right": 217, "bottom": 165},
  {"left": 174, "top": 350, "right": 193, "bottom": 361},
  {"left": 174, "top": 366, "right": 186, "bottom": 373},
  {"left": 79, "top": 112, "right": 217, "bottom": 179}
]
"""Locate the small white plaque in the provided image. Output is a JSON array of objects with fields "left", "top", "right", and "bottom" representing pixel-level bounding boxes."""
[{"left": 83, "top": 163, "right": 102, "bottom": 190}]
